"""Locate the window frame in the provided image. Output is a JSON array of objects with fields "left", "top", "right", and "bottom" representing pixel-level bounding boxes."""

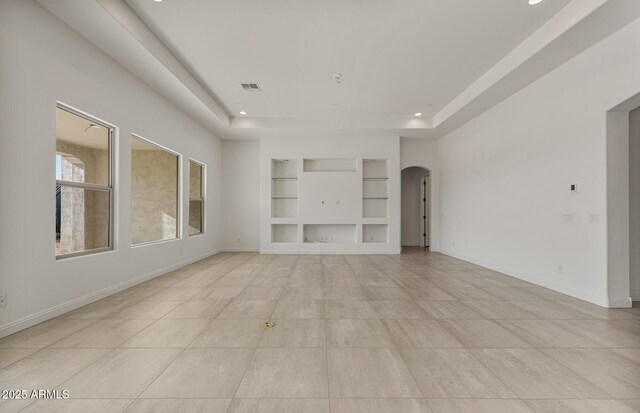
[
  {"left": 130, "top": 133, "right": 182, "bottom": 247},
  {"left": 55, "top": 103, "right": 115, "bottom": 260},
  {"left": 188, "top": 158, "right": 206, "bottom": 236}
]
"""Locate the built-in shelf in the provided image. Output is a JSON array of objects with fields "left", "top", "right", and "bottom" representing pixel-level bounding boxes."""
[
  {"left": 363, "top": 159, "right": 388, "bottom": 218},
  {"left": 272, "top": 224, "right": 297, "bottom": 243},
  {"left": 272, "top": 159, "right": 298, "bottom": 218},
  {"left": 303, "top": 224, "right": 356, "bottom": 243},
  {"left": 363, "top": 224, "right": 388, "bottom": 243}
]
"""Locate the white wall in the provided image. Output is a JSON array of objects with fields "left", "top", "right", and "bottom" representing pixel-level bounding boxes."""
[
  {"left": 630, "top": 106, "right": 640, "bottom": 300},
  {"left": 400, "top": 138, "right": 440, "bottom": 251},
  {"left": 221, "top": 140, "right": 260, "bottom": 251},
  {"left": 437, "top": 19, "right": 640, "bottom": 307},
  {"left": 0, "top": 0, "right": 222, "bottom": 336},
  {"left": 401, "top": 167, "right": 428, "bottom": 247}
]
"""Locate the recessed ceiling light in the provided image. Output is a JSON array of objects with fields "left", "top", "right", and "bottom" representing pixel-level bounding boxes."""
[
  {"left": 153, "top": 0, "right": 163, "bottom": 3},
  {"left": 528, "top": 0, "right": 543, "bottom": 5},
  {"left": 414, "top": 112, "right": 423, "bottom": 117},
  {"left": 239, "top": 111, "right": 247, "bottom": 115}
]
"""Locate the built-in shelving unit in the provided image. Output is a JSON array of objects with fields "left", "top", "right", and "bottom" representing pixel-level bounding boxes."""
[
  {"left": 363, "top": 224, "right": 388, "bottom": 243},
  {"left": 304, "top": 224, "right": 356, "bottom": 244},
  {"left": 271, "top": 159, "right": 298, "bottom": 218},
  {"left": 363, "top": 159, "right": 388, "bottom": 219},
  {"left": 271, "top": 224, "right": 297, "bottom": 243}
]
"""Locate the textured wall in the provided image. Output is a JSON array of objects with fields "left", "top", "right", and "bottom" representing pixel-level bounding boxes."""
[{"left": 131, "top": 148, "right": 179, "bottom": 244}]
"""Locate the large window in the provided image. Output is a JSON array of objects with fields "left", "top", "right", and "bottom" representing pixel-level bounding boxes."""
[
  {"left": 131, "top": 135, "right": 180, "bottom": 245},
  {"left": 189, "top": 160, "right": 205, "bottom": 235},
  {"left": 55, "top": 105, "right": 113, "bottom": 258}
]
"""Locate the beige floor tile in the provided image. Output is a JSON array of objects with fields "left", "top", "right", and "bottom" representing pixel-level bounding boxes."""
[
  {"left": 542, "top": 348, "right": 640, "bottom": 398},
  {"left": 400, "top": 349, "right": 515, "bottom": 398},
  {"left": 0, "top": 349, "right": 109, "bottom": 391},
  {"left": 120, "top": 319, "right": 209, "bottom": 348},
  {"left": 279, "top": 287, "right": 323, "bottom": 299},
  {"left": 481, "top": 287, "right": 545, "bottom": 301},
  {"left": 470, "top": 349, "right": 610, "bottom": 398},
  {"left": 163, "top": 300, "right": 230, "bottom": 318},
  {"left": 446, "top": 287, "right": 501, "bottom": 301},
  {"left": 236, "top": 348, "right": 328, "bottom": 398},
  {"left": 259, "top": 319, "right": 325, "bottom": 347},
  {"left": 370, "top": 300, "right": 429, "bottom": 319},
  {"left": 0, "top": 319, "right": 96, "bottom": 348},
  {"left": 272, "top": 300, "right": 324, "bottom": 318},
  {"left": 201, "top": 287, "right": 245, "bottom": 300},
  {"left": 622, "top": 400, "right": 640, "bottom": 411},
  {"left": 21, "top": 399, "right": 133, "bottom": 413},
  {"left": 560, "top": 300, "right": 639, "bottom": 319},
  {"left": 61, "top": 348, "right": 181, "bottom": 398},
  {"left": 554, "top": 320, "right": 640, "bottom": 347},
  {"left": 63, "top": 300, "right": 136, "bottom": 319},
  {"left": 0, "top": 399, "right": 34, "bottom": 413},
  {"left": 524, "top": 399, "right": 638, "bottom": 413},
  {"left": 463, "top": 301, "right": 540, "bottom": 319},
  {"left": 382, "top": 319, "right": 461, "bottom": 348},
  {"left": 236, "top": 287, "right": 283, "bottom": 300},
  {"left": 228, "top": 399, "right": 329, "bottom": 413},
  {"left": 324, "top": 300, "right": 378, "bottom": 318},
  {"left": 125, "top": 399, "right": 230, "bottom": 413},
  {"left": 612, "top": 348, "right": 640, "bottom": 363},
  {"left": 405, "top": 285, "right": 457, "bottom": 301},
  {"left": 50, "top": 319, "right": 154, "bottom": 348},
  {"left": 522, "top": 287, "right": 576, "bottom": 301},
  {"left": 142, "top": 348, "right": 253, "bottom": 398},
  {"left": 496, "top": 320, "right": 600, "bottom": 348},
  {"left": 428, "top": 399, "right": 534, "bottom": 413},
  {"left": 190, "top": 319, "right": 264, "bottom": 347},
  {"left": 327, "top": 319, "right": 395, "bottom": 347},
  {"left": 416, "top": 300, "right": 484, "bottom": 319},
  {"left": 0, "top": 348, "right": 38, "bottom": 369},
  {"left": 250, "top": 277, "right": 289, "bottom": 287},
  {"left": 109, "top": 300, "right": 182, "bottom": 319},
  {"left": 331, "top": 399, "right": 432, "bottom": 413},
  {"left": 366, "top": 287, "right": 413, "bottom": 300},
  {"left": 323, "top": 287, "right": 370, "bottom": 300},
  {"left": 439, "top": 319, "right": 531, "bottom": 348},
  {"left": 328, "top": 348, "right": 422, "bottom": 398},
  {"left": 510, "top": 301, "right": 592, "bottom": 319},
  {"left": 106, "top": 287, "right": 163, "bottom": 301},
  {"left": 216, "top": 300, "right": 276, "bottom": 319},
  {"left": 145, "top": 287, "right": 201, "bottom": 300}
]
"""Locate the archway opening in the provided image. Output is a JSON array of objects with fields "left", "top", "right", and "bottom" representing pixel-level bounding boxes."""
[{"left": 401, "top": 166, "right": 430, "bottom": 250}]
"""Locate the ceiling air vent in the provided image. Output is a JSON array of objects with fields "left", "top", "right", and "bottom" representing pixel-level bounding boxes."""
[{"left": 241, "top": 83, "right": 261, "bottom": 92}]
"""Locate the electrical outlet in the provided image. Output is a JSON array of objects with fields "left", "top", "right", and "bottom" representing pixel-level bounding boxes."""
[
  {"left": 589, "top": 214, "right": 599, "bottom": 223},
  {"left": 562, "top": 213, "right": 575, "bottom": 223},
  {"left": 557, "top": 264, "right": 564, "bottom": 274},
  {"left": 0, "top": 293, "right": 6, "bottom": 308}
]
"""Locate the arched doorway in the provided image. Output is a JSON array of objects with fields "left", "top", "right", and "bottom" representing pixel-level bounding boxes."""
[{"left": 401, "top": 166, "right": 430, "bottom": 249}]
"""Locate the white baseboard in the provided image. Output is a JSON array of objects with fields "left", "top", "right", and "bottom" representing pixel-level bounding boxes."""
[
  {"left": 608, "top": 297, "right": 633, "bottom": 308},
  {"left": 259, "top": 249, "right": 402, "bottom": 255},
  {"left": 0, "top": 249, "right": 221, "bottom": 339},
  {"left": 439, "top": 249, "right": 610, "bottom": 308}
]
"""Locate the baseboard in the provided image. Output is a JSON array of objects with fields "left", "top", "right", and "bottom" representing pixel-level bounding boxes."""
[
  {"left": 0, "top": 249, "right": 221, "bottom": 339},
  {"left": 259, "top": 249, "right": 402, "bottom": 255},
  {"left": 607, "top": 297, "right": 633, "bottom": 308},
  {"left": 402, "top": 242, "right": 421, "bottom": 247},
  {"left": 439, "top": 249, "right": 610, "bottom": 308}
]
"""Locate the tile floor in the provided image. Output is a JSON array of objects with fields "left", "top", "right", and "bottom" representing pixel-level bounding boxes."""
[{"left": 1, "top": 250, "right": 639, "bottom": 412}]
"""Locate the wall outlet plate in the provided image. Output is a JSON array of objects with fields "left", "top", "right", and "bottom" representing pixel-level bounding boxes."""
[{"left": 0, "top": 292, "right": 6, "bottom": 307}]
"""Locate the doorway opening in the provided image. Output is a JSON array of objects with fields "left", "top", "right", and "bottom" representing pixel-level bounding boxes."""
[{"left": 401, "top": 166, "right": 430, "bottom": 249}]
